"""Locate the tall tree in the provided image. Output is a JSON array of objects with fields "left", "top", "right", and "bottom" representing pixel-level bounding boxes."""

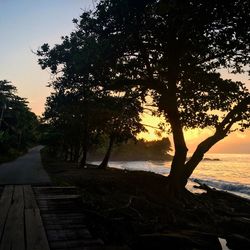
[
  {"left": 38, "top": 0, "right": 250, "bottom": 194},
  {"left": 43, "top": 77, "right": 103, "bottom": 165},
  {"left": 82, "top": 0, "right": 250, "bottom": 192},
  {"left": 38, "top": 16, "right": 147, "bottom": 167}
]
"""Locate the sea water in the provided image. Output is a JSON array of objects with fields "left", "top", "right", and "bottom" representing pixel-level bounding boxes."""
[{"left": 96, "top": 154, "right": 250, "bottom": 199}]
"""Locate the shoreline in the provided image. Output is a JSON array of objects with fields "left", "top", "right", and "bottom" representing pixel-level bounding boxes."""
[
  {"left": 90, "top": 159, "right": 250, "bottom": 200},
  {"left": 41, "top": 149, "right": 250, "bottom": 249}
]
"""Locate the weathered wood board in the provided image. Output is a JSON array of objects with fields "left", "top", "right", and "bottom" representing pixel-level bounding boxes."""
[
  {"left": 0, "top": 185, "right": 106, "bottom": 250},
  {"left": 0, "top": 185, "right": 49, "bottom": 250}
]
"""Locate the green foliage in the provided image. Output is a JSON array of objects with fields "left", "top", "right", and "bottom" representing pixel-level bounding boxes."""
[
  {"left": 0, "top": 80, "right": 38, "bottom": 162},
  {"left": 37, "top": 10, "right": 148, "bottom": 164},
  {"left": 37, "top": 0, "right": 250, "bottom": 186},
  {"left": 37, "top": 0, "right": 250, "bottom": 133},
  {"left": 41, "top": 75, "right": 146, "bottom": 163}
]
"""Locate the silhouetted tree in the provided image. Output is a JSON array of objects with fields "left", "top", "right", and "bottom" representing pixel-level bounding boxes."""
[
  {"left": 0, "top": 80, "right": 38, "bottom": 161},
  {"left": 43, "top": 77, "right": 102, "bottom": 165},
  {"left": 38, "top": 0, "right": 250, "bottom": 194},
  {"left": 43, "top": 76, "right": 146, "bottom": 167},
  {"left": 97, "top": 92, "right": 146, "bottom": 169},
  {"left": 89, "top": 137, "right": 172, "bottom": 161},
  {"left": 37, "top": 14, "right": 147, "bottom": 167}
]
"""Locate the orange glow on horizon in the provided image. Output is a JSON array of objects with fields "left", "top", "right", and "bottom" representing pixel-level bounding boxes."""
[{"left": 138, "top": 114, "right": 250, "bottom": 154}]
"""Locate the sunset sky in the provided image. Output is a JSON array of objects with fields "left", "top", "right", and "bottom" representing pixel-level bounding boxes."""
[{"left": 0, "top": 0, "right": 249, "bottom": 154}]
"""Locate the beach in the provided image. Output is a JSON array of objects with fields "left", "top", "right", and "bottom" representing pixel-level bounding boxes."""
[{"left": 100, "top": 153, "right": 250, "bottom": 199}]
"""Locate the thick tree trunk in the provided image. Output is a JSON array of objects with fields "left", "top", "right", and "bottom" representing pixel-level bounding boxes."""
[
  {"left": 163, "top": 35, "right": 189, "bottom": 193},
  {"left": 159, "top": 87, "right": 188, "bottom": 192},
  {"left": 158, "top": 100, "right": 188, "bottom": 193},
  {"left": 158, "top": 94, "right": 188, "bottom": 193},
  {"left": 99, "top": 136, "right": 114, "bottom": 169},
  {"left": 167, "top": 101, "right": 188, "bottom": 187}
]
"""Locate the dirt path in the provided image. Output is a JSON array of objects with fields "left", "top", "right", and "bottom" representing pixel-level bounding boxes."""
[{"left": 0, "top": 146, "right": 51, "bottom": 185}]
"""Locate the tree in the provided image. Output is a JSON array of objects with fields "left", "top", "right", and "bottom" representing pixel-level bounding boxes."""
[
  {"left": 38, "top": 0, "right": 250, "bottom": 194},
  {"left": 38, "top": 16, "right": 147, "bottom": 168},
  {"left": 42, "top": 76, "right": 146, "bottom": 168},
  {"left": 89, "top": 137, "right": 172, "bottom": 161},
  {"left": 43, "top": 77, "right": 103, "bottom": 165},
  {"left": 0, "top": 80, "right": 38, "bottom": 160},
  {"left": 97, "top": 92, "right": 146, "bottom": 169}
]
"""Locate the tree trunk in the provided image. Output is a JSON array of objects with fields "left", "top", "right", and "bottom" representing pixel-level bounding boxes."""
[
  {"left": 162, "top": 35, "right": 189, "bottom": 193},
  {"left": 159, "top": 91, "right": 188, "bottom": 193},
  {"left": 80, "top": 147, "right": 87, "bottom": 167},
  {"left": 70, "top": 145, "right": 73, "bottom": 162},
  {"left": 167, "top": 106, "right": 188, "bottom": 191},
  {"left": 99, "top": 136, "right": 114, "bottom": 169},
  {"left": 74, "top": 143, "right": 80, "bottom": 162},
  {"left": 80, "top": 127, "right": 89, "bottom": 167},
  {"left": 63, "top": 145, "right": 68, "bottom": 161}
]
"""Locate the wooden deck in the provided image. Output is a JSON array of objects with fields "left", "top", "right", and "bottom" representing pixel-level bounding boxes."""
[{"left": 0, "top": 185, "right": 113, "bottom": 250}]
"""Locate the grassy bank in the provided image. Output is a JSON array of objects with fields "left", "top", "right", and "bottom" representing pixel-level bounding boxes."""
[{"left": 41, "top": 148, "right": 250, "bottom": 249}]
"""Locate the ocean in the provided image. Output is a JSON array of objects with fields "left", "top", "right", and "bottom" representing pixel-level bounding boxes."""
[{"left": 98, "top": 154, "right": 250, "bottom": 199}]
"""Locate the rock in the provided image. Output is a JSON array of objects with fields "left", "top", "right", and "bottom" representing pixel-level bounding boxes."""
[
  {"left": 203, "top": 158, "right": 220, "bottom": 161},
  {"left": 221, "top": 217, "right": 250, "bottom": 235},
  {"left": 226, "top": 234, "right": 250, "bottom": 249}
]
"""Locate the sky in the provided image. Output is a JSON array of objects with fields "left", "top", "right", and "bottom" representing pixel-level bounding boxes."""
[
  {"left": 0, "top": 0, "right": 249, "bottom": 153},
  {"left": 0, "top": 0, "right": 94, "bottom": 114}
]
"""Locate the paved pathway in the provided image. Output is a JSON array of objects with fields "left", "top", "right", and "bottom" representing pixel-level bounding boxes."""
[{"left": 0, "top": 146, "right": 51, "bottom": 185}]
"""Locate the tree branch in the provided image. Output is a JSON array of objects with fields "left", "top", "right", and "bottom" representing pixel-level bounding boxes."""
[{"left": 184, "top": 96, "right": 250, "bottom": 180}]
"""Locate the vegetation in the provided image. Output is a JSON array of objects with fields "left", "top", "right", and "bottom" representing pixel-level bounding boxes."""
[
  {"left": 89, "top": 137, "right": 172, "bottom": 161},
  {"left": 37, "top": 0, "right": 250, "bottom": 194},
  {"left": 0, "top": 80, "right": 38, "bottom": 163},
  {"left": 41, "top": 78, "right": 147, "bottom": 167}
]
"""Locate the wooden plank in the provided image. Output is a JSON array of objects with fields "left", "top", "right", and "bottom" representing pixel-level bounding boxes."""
[
  {"left": 35, "top": 186, "right": 77, "bottom": 189},
  {"left": 36, "top": 195, "right": 81, "bottom": 200},
  {"left": 34, "top": 185, "right": 108, "bottom": 250},
  {"left": 0, "top": 185, "right": 14, "bottom": 239},
  {"left": 46, "top": 228, "right": 92, "bottom": 241},
  {"left": 41, "top": 215, "right": 86, "bottom": 222},
  {"left": 49, "top": 238, "right": 104, "bottom": 249},
  {"left": 25, "top": 208, "right": 50, "bottom": 250},
  {"left": 34, "top": 187, "right": 78, "bottom": 194},
  {"left": 42, "top": 213, "right": 85, "bottom": 218},
  {"left": 23, "top": 185, "right": 38, "bottom": 209},
  {"left": 45, "top": 224, "right": 87, "bottom": 230},
  {"left": 0, "top": 185, "right": 25, "bottom": 250}
]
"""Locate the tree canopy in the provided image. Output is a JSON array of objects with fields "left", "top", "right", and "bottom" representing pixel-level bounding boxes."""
[
  {"left": 41, "top": 74, "right": 147, "bottom": 167},
  {"left": 38, "top": 0, "right": 250, "bottom": 193}
]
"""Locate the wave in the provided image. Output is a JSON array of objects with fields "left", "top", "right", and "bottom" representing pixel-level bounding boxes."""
[
  {"left": 191, "top": 178, "right": 250, "bottom": 199},
  {"left": 107, "top": 160, "right": 250, "bottom": 199}
]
